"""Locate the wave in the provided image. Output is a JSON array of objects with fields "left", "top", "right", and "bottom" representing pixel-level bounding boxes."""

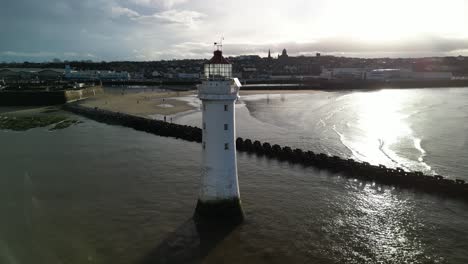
[
  {"left": 413, "top": 137, "right": 433, "bottom": 172},
  {"left": 316, "top": 119, "right": 326, "bottom": 128},
  {"left": 332, "top": 124, "right": 424, "bottom": 172},
  {"left": 413, "top": 137, "right": 426, "bottom": 162},
  {"left": 377, "top": 139, "right": 411, "bottom": 170},
  {"left": 332, "top": 125, "right": 366, "bottom": 161}
]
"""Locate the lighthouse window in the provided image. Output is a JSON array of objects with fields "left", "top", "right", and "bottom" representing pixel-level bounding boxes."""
[
  {"left": 224, "top": 143, "right": 229, "bottom": 150},
  {"left": 202, "top": 142, "right": 206, "bottom": 149},
  {"left": 224, "top": 105, "right": 228, "bottom": 111},
  {"left": 203, "top": 122, "right": 206, "bottom": 129},
  {"left": 224, "top": 124, "right": 228, "bottom": 130}
]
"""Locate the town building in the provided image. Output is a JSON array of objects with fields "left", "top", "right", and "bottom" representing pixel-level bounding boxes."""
[
  {"left": 321, "top": 67, "right": 453, "bottom": 81},
  {"left": 320, "top": 68, "right": 368, "bottom": 80},
  {"left": 278, "top": 48, "right": 289, "bottom": 59},
  {"left": 64, "top": 65, "right": 130, "bottom": 81},
  {"left": 0, "top": 68, "right": 64, "bottom": 80}
]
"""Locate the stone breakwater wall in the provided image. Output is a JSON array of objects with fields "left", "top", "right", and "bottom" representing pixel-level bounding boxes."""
[
  {"left": 63, "top": 103, "right": 468, "bottom": 202},
  {"left": 235, "top": 138, "right": 468, "bottom": 201},
  {"left": 63, "top": 103, "right": 203, "bottom": 143}
]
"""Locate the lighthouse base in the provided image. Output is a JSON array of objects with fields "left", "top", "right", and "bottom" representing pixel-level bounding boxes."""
[{"left": 194, "top": 198, "right": 244, "bottom": 224}]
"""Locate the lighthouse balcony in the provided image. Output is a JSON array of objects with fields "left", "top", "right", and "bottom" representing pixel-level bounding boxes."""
[{"left": 198, "top": 78, "right": 241, "bottom": 100}]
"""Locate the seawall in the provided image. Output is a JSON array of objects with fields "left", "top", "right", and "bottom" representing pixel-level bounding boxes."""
[
  {"left": 0, "top": 86, "right": 104, "bottom": 106},
  {"left": 63, "top": 103, "right": 468, "bottom": 202}
]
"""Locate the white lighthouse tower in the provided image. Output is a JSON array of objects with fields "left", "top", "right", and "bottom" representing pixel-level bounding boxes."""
[{"left": 194, "top": 43, "right": 244, "bottom": 223}]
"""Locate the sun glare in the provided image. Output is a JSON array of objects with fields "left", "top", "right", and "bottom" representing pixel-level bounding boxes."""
[
  {"left": 355, "top": 91, "right": 411, "bottom": 143},
  {"left": 316, "top": 0, "right": 467, "bottom": 42}
]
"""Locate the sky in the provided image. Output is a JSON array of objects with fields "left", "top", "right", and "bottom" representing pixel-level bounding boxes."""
[{"left": 1, "top": 0, "right": 468, "bottom": 62}]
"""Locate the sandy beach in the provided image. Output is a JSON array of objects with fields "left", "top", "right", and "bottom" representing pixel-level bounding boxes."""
[
  {"left": 79, "top": 90, "right": 197, "bottom": 117},
  {"left": 76, "top": 89, "right": 315, "bottom": 118}
]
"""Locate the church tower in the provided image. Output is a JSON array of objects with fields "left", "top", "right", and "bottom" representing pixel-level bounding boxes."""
[
  {"left": 279, "top": 48, "right": 288, "bottom": 59},
  {"left": 194, "top": 43, "right": 244, "bottom": 223}
]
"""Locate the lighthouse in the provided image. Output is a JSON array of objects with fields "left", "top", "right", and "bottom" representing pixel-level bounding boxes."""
[{"left": 194, "top": 43, "right": 244, "bottom": 223}]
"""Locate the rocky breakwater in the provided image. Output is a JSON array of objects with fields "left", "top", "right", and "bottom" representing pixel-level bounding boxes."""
[
  {"left": 62, "top": 103, "right": 202, "bottom": 143},
  {"left": 63, "top": 103, "right": 468, "bottom": 202},
  {"left": 236, "top": 137, "right": 468, "bottom": 201}
]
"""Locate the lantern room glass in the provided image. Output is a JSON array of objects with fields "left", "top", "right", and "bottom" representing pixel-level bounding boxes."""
[{"left": 204, "top": 64, "right": 232, "bottom": 79}]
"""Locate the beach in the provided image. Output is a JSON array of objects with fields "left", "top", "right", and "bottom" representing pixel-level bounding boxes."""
[
  {"left": 75, "top": 89, "right": 321, "bottom": 118},
  {"left": 78, "top": 90, "right": 196, "bottom": 117}
]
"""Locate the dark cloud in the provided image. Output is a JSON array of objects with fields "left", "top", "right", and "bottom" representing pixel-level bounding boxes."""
[
  {"left": 0, "top": 0, "right": 199, "bottom": 61},
  {"left": 0, "top": 0, "right": 127, "bottom": 60}
]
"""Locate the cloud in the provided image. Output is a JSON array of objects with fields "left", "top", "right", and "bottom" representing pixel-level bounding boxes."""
[
  {"left": 136, "top": 9, "right": 205, "bottom": 26},
  {"left": 128, "top": 0, "right": 188, "bottom": 8},
  {"left": 1, "top": 51, "right": 57, "bottom": 58},
  {"left": 111, "top": 6, "right": 140, "bottom": 18},
  {"left": 110, "top": 5, "right": 205, "bottom": 27},
  {"left": 0, "top": 51, "right": 97, "bottom": 61}
]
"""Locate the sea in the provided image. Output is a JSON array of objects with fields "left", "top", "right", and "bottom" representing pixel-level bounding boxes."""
[{"left": 1, "top": 87, "right": 467, "bottom": 264}]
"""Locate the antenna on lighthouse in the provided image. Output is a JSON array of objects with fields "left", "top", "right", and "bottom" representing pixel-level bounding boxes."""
[{"left": 214, "top": 37, "right": 224, "bottom": 51}]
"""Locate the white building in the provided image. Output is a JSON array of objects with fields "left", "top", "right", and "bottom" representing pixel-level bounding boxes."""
[
  {"left": 151, "top": 71, "right": 161, "bottom": 77},
  {"left": 321, "top": 67, "right": 453, "bottom": 81},
  {"left": 366, "top": 69, "right": 413, "bottom": 81},
  {"left": 98, "top": 71, "right": 131, "bottom": 80},
  {"left": 64, "top": 65, "right": 130, "bottom": 81},
  {"left": 320, "top": 68, "right": 368, "bottom": 80},
  {"left": 177, "top": 73, "right": 200, "bottom": 79},
  {"left": 194, "top": 46, "right": 244, "bottom": 223}
]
